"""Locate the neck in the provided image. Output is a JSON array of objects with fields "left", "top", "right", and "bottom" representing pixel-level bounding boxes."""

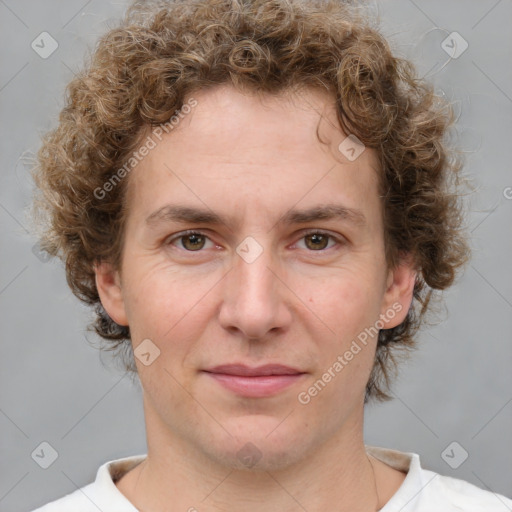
[{"left": 117, "top": 399, "right": 384, "bottom": 512}]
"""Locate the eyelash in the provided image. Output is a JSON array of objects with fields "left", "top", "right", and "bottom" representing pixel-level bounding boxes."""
[{"left": 166, "top": 229, "right": 345, "bottom": 254}]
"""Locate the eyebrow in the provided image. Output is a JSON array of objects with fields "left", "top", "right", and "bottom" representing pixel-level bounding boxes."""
[{"left": 145, "top": 203, "right": 366, "bottom": 231}]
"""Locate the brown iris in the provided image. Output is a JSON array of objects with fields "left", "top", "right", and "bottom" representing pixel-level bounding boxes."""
[
  {"left": 304, "top": 233, "right": 329, "bottom": 250},
  {"left": 181, "top": 233, "right": 206, "bottom": 251}
]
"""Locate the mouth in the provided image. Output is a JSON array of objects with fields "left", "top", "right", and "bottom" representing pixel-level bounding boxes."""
[{"left": 202, "top": 364, "right": 307, "bottom": 398}]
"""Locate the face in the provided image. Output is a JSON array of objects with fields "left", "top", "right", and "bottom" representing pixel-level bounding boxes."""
[{"left": 96, "top": 84, "right": 415, "bottom": 471}]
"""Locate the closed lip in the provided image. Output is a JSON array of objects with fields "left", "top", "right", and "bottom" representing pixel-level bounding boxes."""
[{"left": 203, "top": 364, "right": 305, "bottom": 377}]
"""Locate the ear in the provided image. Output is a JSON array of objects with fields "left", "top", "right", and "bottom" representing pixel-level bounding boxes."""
[
  {"left": 94, "top": 260, "right": 129, "bottom": 326},
  {"left": 379, "top": 254, "right": 416, "bottom": 329}
]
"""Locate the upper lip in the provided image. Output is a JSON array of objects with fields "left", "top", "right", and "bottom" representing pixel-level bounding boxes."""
[{"left": 204, "top": 364, "right": 304, "bottom": 377}]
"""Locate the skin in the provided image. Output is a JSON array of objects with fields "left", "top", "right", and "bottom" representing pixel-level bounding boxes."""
[{"left": 95, "top": 83, "right": 416, "bottom": 511}]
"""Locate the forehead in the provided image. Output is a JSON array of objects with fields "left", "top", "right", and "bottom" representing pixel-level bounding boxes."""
[{"left": 124, "top": 84, "right": 381, "bottom": 225}]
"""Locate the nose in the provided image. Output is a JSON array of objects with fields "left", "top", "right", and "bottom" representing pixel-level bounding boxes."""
[{"left": 218, "top": 239, "right": 292, "bottom": 341}]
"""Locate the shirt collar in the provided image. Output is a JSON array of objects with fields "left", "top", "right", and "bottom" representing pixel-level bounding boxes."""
[{"left": 96, "top": 446, "right": 423, "bottom": 510}]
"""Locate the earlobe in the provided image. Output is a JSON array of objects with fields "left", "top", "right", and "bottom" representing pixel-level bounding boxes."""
[
  {"left": 380, "top": 255, "right": 416, "bottom": 329},
  {"left": 94, "top": 260, "right": 129, "bottom": 326}
]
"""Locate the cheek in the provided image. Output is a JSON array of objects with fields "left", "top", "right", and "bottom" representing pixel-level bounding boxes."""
[
  {"left": 122, "top": 267, "right": 209, "bottom": 411},
  {"left": 122, "top": 274, "right": 169, "bottom": 340},
  {"left": 122, "top": 261, "right": 202, "bottom": 335},
  {"left": 296, "top": 271, "right": 382, "bottom": 399},
  {"left": 304, "top": 283, "right": 378, "bottom": 408},
  {"left": 122, "top": 262, "right": 220, "bottom": 380},
  {"left": 299, "top": 269, "right": 382, "bottom": 341}
]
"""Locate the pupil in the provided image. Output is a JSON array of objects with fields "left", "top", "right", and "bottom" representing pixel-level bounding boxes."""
[
  {"left": 185, "top": 234, "right": 203, "bottom": 250},
  {"left": 308, "top": 234, "right": 327, "bottom": 250}
]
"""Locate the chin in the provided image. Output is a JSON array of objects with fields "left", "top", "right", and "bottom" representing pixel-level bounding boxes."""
[
  {"left": 200, "top": 418, "right": 315, "bottom": 472},
  {"left": 205, "top": 439, "right": 311, "bottom": 473}
]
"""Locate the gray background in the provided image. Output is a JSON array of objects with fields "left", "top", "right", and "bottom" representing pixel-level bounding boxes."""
[{"left": 1, "top": 1, "right": 511, "bottom": 510}]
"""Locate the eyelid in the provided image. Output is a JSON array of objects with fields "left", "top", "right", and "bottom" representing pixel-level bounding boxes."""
[
  {"left": 166, "top": 229, "right": 217, "bottom": 250},
  {"left": 166, "top": 228, "right": 346, "bottom": 253},
  {"left": 293, "top": 228, "right": 345, "bottom": 251}
]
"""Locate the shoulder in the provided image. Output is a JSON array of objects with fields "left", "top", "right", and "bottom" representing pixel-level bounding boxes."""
[
  {"left": 28, "top": 455, "right": 145, "bottom": 512},
  {"left": 424, "top": 470, "right": 512, "bottom": 512},
  {"left": 366, "top": 445, "right": 512, "bottom": 512},
  {"left": 29, "top": 484, "right": 98, "bottom": 512}
]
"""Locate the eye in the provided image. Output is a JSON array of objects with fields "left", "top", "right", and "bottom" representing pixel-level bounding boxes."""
[
  {"left": 167, "top": 230, "right": 215, "bottom": 251},
  {"left": 166, "top": 229, "right": 344, "bottom": 253},
  {"left": 294, "top": 230, "right": 343, "bottom": 252}
]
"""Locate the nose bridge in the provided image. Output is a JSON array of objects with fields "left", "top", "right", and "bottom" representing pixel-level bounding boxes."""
[
  {"left": 219, "top": 234, "right": 288, "bottom": 338},
  {"left": 233, "top": 235, "right": 278, "bottom": 305}
]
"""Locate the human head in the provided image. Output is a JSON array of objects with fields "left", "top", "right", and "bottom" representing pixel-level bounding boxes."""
[{"left": 30, "top": 0, "right": 468, "bottom": 403}]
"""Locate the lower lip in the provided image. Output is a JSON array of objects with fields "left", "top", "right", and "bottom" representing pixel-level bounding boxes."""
[{"left": 204, "top": 372, "right": 305, "bottom": 397}]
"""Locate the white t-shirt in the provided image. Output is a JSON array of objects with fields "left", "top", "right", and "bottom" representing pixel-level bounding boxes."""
[{"left": 30, "top": 445, "right": 512, "bottom": 511}]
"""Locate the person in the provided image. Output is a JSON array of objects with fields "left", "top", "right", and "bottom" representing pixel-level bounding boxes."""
[{"left": 29, "top": 0, "right": 511, "bottom": 510}]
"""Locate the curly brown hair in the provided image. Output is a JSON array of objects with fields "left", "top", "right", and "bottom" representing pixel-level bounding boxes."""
[{"left": 29, "top": 0, "right": 469, "bottom": 402}]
